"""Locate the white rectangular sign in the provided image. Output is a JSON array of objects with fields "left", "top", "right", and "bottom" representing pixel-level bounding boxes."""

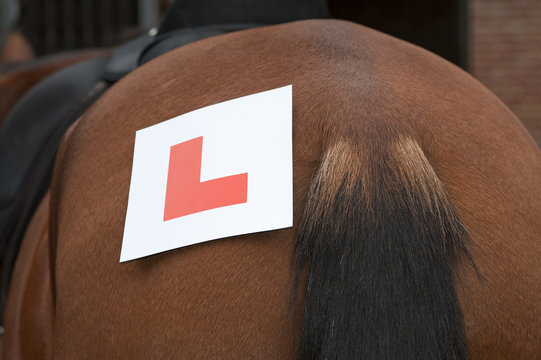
[{"left": 120, "top": 85, "right": 293, "bottom": 262}]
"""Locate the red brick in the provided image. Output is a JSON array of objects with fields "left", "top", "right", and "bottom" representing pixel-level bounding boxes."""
[{"left": 470, "top": 0, "right": 541, "bottom": 144}]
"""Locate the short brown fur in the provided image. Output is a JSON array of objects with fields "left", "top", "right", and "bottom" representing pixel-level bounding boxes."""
[{"left": 0, "top": 31, "right": 33, "bottom": 65}]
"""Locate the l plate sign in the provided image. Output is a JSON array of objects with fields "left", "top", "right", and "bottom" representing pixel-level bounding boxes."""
[{"left": 120, "top": 85, "right": 293, "bottom": 262}]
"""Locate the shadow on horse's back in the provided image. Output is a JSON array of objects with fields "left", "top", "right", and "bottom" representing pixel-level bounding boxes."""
[{"left": 6, "top": 19, "right": 541, "bottom": 359}]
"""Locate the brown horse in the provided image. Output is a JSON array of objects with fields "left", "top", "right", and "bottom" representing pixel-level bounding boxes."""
[
  {"left": 0, "top": 31, "right": 33, "bottom": 65},
  {"left": 3, "top": 191, "right": 53, "bottom": 359},
  {"left": 4, "top": 19, "right": 540, "bottom": 359},
  {"left": 0, "top": 49, "right": 108, "bottom": 126}
]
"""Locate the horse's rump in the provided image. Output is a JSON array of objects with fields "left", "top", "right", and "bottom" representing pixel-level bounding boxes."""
[
  {"left": 3, "top": 191, "right": 53, "bottom": 359},
  {"left": 13, "top": 19, "right": 541, "bottom": 358}
]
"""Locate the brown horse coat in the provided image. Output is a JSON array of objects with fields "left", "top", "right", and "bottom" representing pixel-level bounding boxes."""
[
  {"left": 4, "top": 19, "right": 540, "bottom": 359},
  {"left": 0, "top": 31, "right": 33, "bottom": 65},
  {"left": 3, "top": 192, "right": 53, "bottom": 359}
]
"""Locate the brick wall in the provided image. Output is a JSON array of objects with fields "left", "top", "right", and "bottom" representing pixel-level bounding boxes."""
[{"left": 469, "top": 0, "right": 541, "bottom": 145}]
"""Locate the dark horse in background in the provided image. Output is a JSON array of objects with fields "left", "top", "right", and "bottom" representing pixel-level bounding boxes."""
[{"left": 3, "top": 2, "right": 540, "bottom": 360}]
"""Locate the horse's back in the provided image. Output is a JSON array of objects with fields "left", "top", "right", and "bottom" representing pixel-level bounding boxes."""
[{"left": 44, "top": 19, "right": 541, "bottom": 358}]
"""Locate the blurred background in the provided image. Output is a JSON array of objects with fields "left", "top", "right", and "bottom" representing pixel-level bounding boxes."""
[{"left": 1, "top": 0, "right": 540, "bottom": 144}]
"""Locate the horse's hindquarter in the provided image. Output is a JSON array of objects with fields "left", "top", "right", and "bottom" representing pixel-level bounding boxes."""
[
  {"left": 375, "top": 31, "right": 541, "bottom": 357},
  {"left": 3, "top": 192, "right": 53, "bottom": 360},
  {"left": 49, "top": 20, "right": 540, "bottom": 358}
]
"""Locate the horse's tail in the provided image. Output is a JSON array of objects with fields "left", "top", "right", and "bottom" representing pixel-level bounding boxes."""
[{"left": 294, "top": 135, "right": 471, "bottom": 359}]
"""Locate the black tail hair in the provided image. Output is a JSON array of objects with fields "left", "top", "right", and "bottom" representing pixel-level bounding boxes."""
[{"left": 294, "top": 137, "right": 471, "bottom": 359}]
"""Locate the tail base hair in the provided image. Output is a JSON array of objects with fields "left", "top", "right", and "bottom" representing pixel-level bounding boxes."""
[{"left": 294, "top": 136, "right": 471, "bottom": 360}]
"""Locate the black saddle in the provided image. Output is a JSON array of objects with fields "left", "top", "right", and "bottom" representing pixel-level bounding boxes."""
[{"left": 0, "top": 0, "right": 328, "bottom": 325}]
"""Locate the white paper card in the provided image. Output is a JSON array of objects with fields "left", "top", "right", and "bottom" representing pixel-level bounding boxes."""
[{"left": 120, "top": 85, "right": 292, "bottom": 262}]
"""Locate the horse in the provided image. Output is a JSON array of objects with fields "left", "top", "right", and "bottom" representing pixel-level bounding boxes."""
[
  {"left": 4, "top": 19, "right": 540, "bottom": 359},
  {"left": 0, "top": 0, "right": 329, "bottom": 324},
  {"left": 0, "top": 31, "right": 33, "bottom": 65},
  {"left": 2, "top": 191, "right": 52, "bottom": 359}
]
